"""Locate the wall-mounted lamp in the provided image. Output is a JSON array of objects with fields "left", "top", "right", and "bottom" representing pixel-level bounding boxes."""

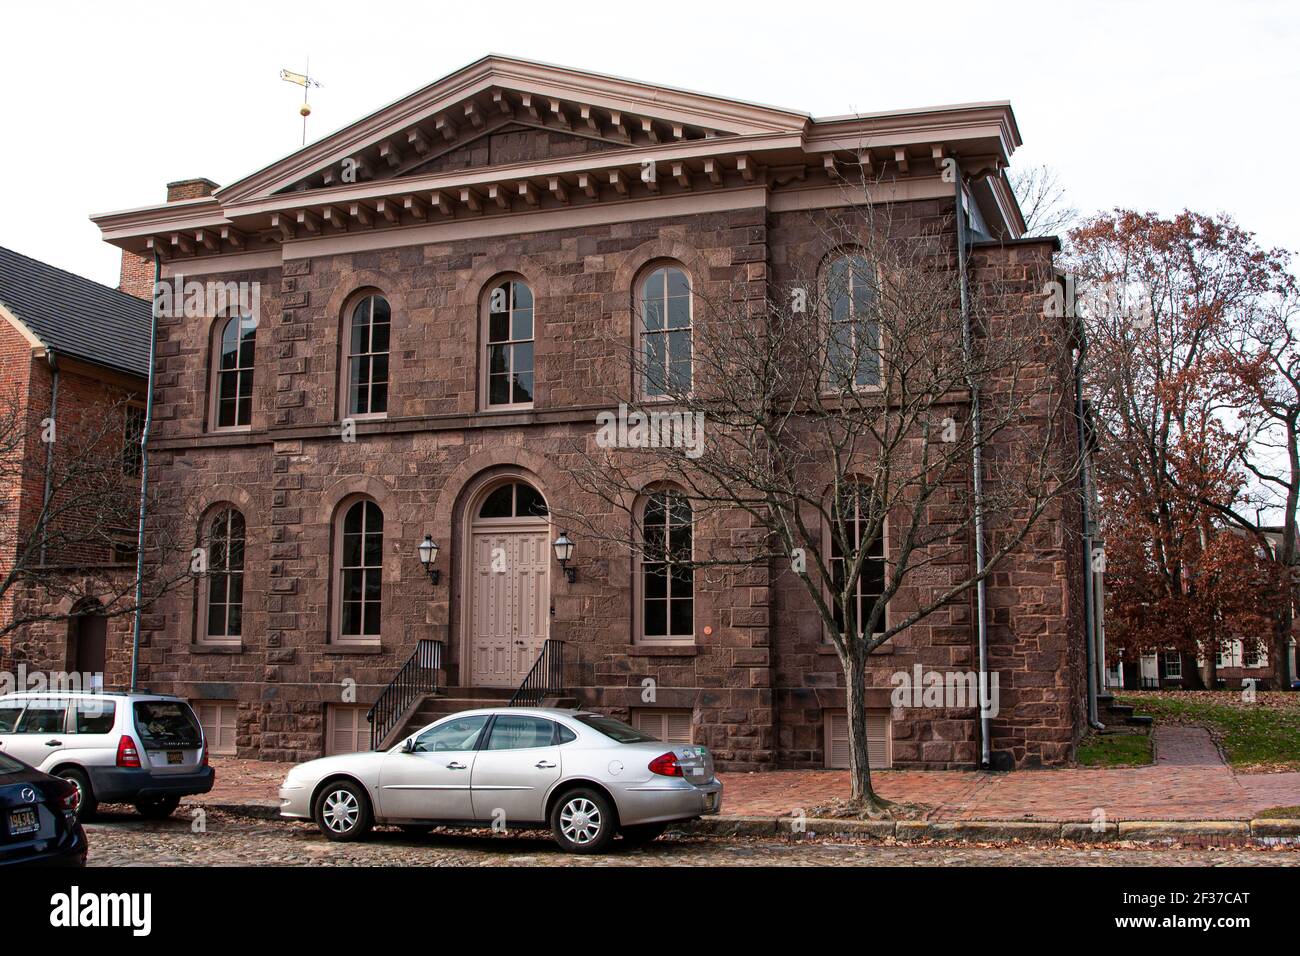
[
  {"left": 553, "top": 531, "right": 576, "bottom": 583},
  {"left": 417, "top": 534, "right": 440, "bottom": 585}
]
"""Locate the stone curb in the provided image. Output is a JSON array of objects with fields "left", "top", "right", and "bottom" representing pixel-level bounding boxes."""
[
  {"left": 686, "top": 815, "right": 1298, "bottom": 845},
  {"left": 194, "top": 802, "right": 1300, "bottom": 845}
]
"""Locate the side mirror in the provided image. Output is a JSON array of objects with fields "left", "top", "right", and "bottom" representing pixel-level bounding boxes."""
[{"left": 401, "top": 738, "right": 416, "bottom": 754}]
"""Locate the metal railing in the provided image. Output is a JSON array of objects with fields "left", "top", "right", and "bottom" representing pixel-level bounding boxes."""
[
  {"left": 367, "top": 639, "right": 443, "bottom": 749},
  {"left": 508, "top": 640, "right": 565, "bottom": 707}
]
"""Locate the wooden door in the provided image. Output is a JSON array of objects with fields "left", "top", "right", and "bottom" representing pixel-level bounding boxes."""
[{"left": 470, "top": 529, "right": 549, "bottom": 687}]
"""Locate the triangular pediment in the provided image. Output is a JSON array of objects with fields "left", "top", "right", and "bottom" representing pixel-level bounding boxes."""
[{"left": 219, "top": 55, "right": 809, "bottom": 203}]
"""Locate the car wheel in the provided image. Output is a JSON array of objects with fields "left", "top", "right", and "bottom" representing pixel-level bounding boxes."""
[
  {"left": 314, "top": 780, "right": 373, "bottom": 842},
  {"left": 620, "top": 822, "right": 668, "bottom": 847},
  {"left": 134, "top": 795, "right": 181, "bottom": 819},
  {"left": 56, "top": 768, "right": 97, "bottom": 820},
  {"left": 550, "top": 788, "right": 616, "bottom": 854}
]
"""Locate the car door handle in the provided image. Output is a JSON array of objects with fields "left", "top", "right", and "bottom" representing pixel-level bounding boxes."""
[
  {"left": 45, "top": 739, "right": 62, "bottom": 746},
  {"left": 446, "top": 761, "right": 468, "bottom": 770},
  {"left": 535, "top": 760, "right": 556, "bottom": 769}
]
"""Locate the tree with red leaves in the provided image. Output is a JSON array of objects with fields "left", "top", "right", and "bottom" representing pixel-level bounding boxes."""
[{"left": 1072, "top": 210, "right": 1293, "bottom": 687}]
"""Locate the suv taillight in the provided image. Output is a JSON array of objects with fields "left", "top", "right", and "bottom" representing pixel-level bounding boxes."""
[
  {"left": 648, "top": 751, "right": 683, "bottom": 777},
  {"left": 117, "top": 735, "right": 141, "bottom": 768},
  {"left": 201, "top": 742, "right": 209, "bottom": 767}
]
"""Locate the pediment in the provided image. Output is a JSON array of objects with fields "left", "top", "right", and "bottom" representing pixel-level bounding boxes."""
[{"left": 221, "top": 55, "right": 808, "bottom": 204}]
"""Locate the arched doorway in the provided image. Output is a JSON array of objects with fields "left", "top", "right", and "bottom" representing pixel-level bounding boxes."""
[{"left": 464, "top": 478, "right": 551, "bottom": 687}]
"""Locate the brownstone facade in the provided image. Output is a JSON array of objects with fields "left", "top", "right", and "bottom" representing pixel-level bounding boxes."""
[{"left": 90, "top": 56, "right": 1088, "bottom": 769}]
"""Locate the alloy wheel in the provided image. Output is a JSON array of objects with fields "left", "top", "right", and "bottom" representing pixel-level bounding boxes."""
[
  {"left": 559, "top": 797, "right": 602, "bottom": 845},
  {"left": 322, "top": 788, "right": 360, "bottom": 833}
]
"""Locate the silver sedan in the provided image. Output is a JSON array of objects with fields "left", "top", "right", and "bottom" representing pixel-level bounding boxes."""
[{"left": 278, "top": 708, "right": 721, "bottom": 853}]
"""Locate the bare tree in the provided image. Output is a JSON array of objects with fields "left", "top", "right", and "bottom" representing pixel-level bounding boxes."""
[
  {"left": 0, "top": 385, "right": 189, "bottom": 646},
  {"left": 1010, "top": 165, "right": 1078, "bottom": 239},
  {"left": 555, "top": 195, "right": 1082, "bottom": 811}
]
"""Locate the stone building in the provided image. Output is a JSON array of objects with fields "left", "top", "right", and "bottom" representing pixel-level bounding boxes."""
[{"left": 90, "top": 56, "right": 1088, "bottom": 769}]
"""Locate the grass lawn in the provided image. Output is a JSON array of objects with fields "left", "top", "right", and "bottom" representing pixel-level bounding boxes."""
[
  {"left": 1117, "top": 691, "right": 1300, "bottom": 772},
  {"left": 1076, "top": 732, "right": 1153, "bottom": 767}
]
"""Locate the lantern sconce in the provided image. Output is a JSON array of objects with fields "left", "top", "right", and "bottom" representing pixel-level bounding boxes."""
[
  {"left": 553, "top": 531, "right": 576, "bottom": 583},
  {"left": 417, "top": 534, "right": 440, "bottom": 585}
]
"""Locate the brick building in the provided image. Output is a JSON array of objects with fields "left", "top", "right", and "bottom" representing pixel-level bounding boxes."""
[
  {"left": 0, "top": 244, "right": 151, "bottom": 683},
  {"left": 90, "top": 56, "right": 1090, "bottom": 769}
]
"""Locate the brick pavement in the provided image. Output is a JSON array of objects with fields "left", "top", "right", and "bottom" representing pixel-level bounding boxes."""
[{"left": 192, "top": 725, "right": 1300, "bottom": 823}]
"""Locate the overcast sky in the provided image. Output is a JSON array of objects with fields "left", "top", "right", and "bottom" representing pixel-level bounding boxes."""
[{"left": 1, "top": 0, "right": 1295, "bottom": 286}]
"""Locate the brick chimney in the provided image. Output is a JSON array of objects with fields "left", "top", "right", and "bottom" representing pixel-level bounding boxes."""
[
  {"left": 166, "top": 178, "right": 219, "bottom": 202},
  {"left": 118, "top": 178, "right": 221, "bottom": 299}
]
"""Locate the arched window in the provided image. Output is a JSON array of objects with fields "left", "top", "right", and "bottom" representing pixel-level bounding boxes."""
[
  {"left": 483, "top": 279, "right": 534, "bottom": 408},
  {"left": 337, "top": 499, "right": 384, "bottom": 641},
  {"left": 345, "top": 294, "right": 390, "bottom": 416},
  {"left": 825, "top": 253, "right": 880, "bottom": 389},
  {"left": 204, "top": 508, "right": 246, "bottom": 643},
  {"left": 214, "top": 314, "right": 257, "bottom": 428},
  {"left": 476, "top": 480, "right": 549, "bottom": 520},
  {"left": 639, "top": 265, "right": 692, "bottom": 397},
  {"left": 637, "top": 489, "right": 693, "bottom": 643},
  {"left": 828, "top": 483, "right": 886, "bottom": 638}
]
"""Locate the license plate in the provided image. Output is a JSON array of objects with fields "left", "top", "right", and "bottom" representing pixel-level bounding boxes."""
[
  {"left": 167, "top": 751, "right": 183, "bottom": 765},
  {"left": 8, "top": 807, "right": 38, "bottom": 836}
]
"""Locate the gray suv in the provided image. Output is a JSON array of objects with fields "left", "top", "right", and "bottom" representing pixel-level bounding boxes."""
[{"left": 0, "top": 691, "right": 214, "bottom": 818}]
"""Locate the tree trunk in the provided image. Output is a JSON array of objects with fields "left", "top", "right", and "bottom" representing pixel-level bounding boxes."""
[{"left": 843, "top": 648, "right": 888, "bottom": 814}]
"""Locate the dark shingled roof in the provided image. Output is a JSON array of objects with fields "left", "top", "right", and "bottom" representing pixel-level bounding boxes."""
[{"left": 0, "top": 244, "right": 151, "bottom": 378}]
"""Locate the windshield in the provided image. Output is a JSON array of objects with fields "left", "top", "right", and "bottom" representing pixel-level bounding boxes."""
[
  {"left": 574, "top": 714, "right": 659, "bottom": 744},
  {"left": 133, "top": 701, "right": 202, "bottom": 748}
]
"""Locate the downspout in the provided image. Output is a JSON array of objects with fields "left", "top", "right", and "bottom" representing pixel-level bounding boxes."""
[
  {"left": 129, "top": 252, "right": 160, "bottom": 692},
  {"left": 39, "top": 350, "right": 60, "bottom": 565},
  {"left": 954, "top": 172, "right": 992, "bottom": 770},
  {"left": 1074, "top": 332, "right": 1104, "bottom": 729}
]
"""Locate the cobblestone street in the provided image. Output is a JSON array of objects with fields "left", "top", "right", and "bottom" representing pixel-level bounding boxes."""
[{"left": 83, "top": 811, "right": 1300, "bottom": 867}]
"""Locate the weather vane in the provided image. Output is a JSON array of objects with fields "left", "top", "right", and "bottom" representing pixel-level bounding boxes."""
[{"left": 280, "top": 59, "right": 323, "bottom": 146}]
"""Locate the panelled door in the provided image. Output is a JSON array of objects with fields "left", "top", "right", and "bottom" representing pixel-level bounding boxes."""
[
  {"left": 468, "top": 480, "right": 551, "bottom": 688},
  {"left": 470, "top": 529, "right": 549, "bottom": 686}
]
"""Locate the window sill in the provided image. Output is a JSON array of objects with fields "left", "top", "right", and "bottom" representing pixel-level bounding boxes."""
[
  {"left": 629, "top": 644, "right": 698, "bottom": 657},
  {"left": 191, "top": 643, "right": 244, "bottom": 654},
  {"left": 325, "top": 643, "right": 384, "bottom": 655}
]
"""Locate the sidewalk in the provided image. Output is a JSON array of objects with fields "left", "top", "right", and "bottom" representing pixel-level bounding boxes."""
[{"left": 190, "top": 725, "right": 1300, "bottom": 824}]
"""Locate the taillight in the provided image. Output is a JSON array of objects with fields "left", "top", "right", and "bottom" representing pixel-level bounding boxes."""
[
  {"left": 201, "top": 743, "right": 209, "bottom": 767},
  {"left": 117, "top": 735, "right": 141, "bottom": 768},
  {"left": 61, "top": 783, "right": 81, "bottom": 814},
  {"left": 648, "top": 751, "right": 683, "bottom": 777}
]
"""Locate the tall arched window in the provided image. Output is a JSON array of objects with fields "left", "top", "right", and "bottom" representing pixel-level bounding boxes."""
[
  {"left": 825, "top": 253, "right": 880, "bottom": 389},
  {"left": 484, "top": 279, "right": 534, "bottom": 408},
  {"left": 637, "top": 489, "right": 694, "bottom": 643},
  {"left": 336, "top": 499, "right": 384, "bottom": 641},
  {"left": 345, "top": 294, "right": 391, "bottom": 416},
  {"left": 828, "top": 483, "right": 886, "bottom": 638},
  {"left": 639, "top": 265, "right": 692, "bottom": 397},
  {"left": 214, "top": 313, "right": 257, "bottom": 428},
  {"left": 204, "top": 508, "right": 246, "bottom": 643}
]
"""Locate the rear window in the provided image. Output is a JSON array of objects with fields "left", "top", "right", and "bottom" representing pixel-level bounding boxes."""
[
  {"left": 134, "top": 701, "right": 202, "bottom": 748},
  {"left": 573, "top": 714, "right": 659, "bottom": 744},
  {"left": 0, "top": 752, "right": 26, "bottom": 774},
  {"left": 75, "top": 700, "right": 117, "bottom": 734}
]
